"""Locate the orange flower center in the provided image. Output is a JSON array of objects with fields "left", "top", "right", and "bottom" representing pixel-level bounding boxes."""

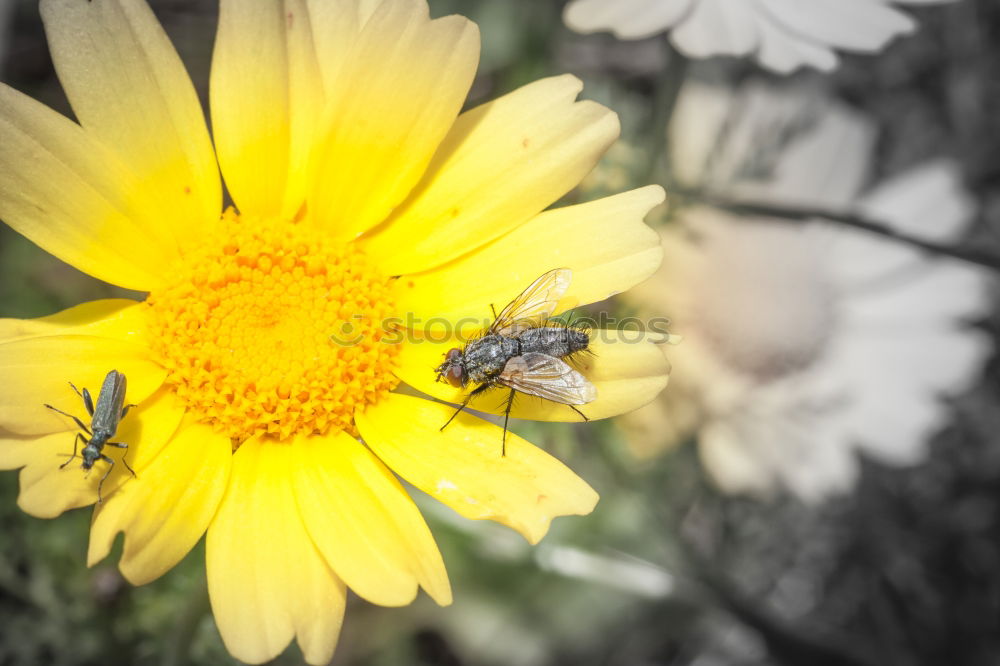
[{"left": 146, "top": 209, "right": 400, "bottom": 443}]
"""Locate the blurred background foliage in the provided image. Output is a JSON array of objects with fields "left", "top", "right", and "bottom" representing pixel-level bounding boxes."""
[{"left": 2, "top": 0, "right": 1000, "bottom": 664}]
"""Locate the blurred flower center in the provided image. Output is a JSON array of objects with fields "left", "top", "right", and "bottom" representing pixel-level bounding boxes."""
[
  {"left": 146, "top": 209, "right": 400, "bottom": 443},
  {"left": 690, "top": 222, "right": 835, "bottom": 382}
]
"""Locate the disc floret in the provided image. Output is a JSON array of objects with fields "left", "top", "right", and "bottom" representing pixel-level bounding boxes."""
[{"left": 147, "top": 210, "right": 400, "bottom": 442}]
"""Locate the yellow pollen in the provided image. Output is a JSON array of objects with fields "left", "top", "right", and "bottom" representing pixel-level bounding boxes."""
[{"left": 146, "top": 209, "right": 401, "bottom": 443}]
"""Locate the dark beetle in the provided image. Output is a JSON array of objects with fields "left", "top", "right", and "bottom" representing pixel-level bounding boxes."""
[
  {"left": 436, "top": 268, "right": 596, "bottom": 455},
  {"left": 44, "top": 369, "right": 136, "bottom": 502}
]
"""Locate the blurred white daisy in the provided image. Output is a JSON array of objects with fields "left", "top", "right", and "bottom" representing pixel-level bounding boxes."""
[
  {"left": 563, "top": 0, "right": 958, "bottom": 73},
  {"left": 621, "top": 82, "right": 993, "bottom": 501}
]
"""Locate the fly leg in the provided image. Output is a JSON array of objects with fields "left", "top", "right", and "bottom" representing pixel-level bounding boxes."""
[
  {"left": 568, "top": 405, "right": 589, "bottom": 422},
  {"left": 440, "top": 384, "right": 492, "bottom": 432},
  {"left": 44, "top": 404, "right": 91, "bottom": 435},
  {"left": 59, "top": 432, "right": 88, "bottom": 469},
  {"left": 440, "top": 396, "right": 471, "bottom": 432},
  {"left": 501, "top": 388, "right": 517, "bottom": 457},
  {"left": 106, "top": 442, "right": 137, "bottom": 478}
]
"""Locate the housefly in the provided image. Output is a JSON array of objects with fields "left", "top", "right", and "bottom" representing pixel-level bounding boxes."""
[
  {"left": 44, "top": 369, "right": 136, "bottom": 503},
  {"left": 435, "top": 268, "right": 596, "bottom": 455}
]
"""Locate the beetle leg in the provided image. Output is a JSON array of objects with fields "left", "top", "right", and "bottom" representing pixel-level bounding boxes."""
[
  {"left": 96, "top": 455, "right": 115, "bottom": 504},
  {"left": 59, "top": 433, "right": 87, "bottom": 469},
  {"left": 120, "top": 403, "right": 137, "bottom": 419},
  {"left": 69, "top": 382, "right": 95, "bottom": 416},
  {"left": 106, "top": 442, "right": 137, "bottom": 478},
  {"left": 44, "top": 404, "right": 91, "bottom": 435},
  {"left": 81, "top": 387, "right": 95, "bottom": 416}
]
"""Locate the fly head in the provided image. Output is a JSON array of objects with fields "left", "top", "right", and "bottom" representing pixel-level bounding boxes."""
[{"left": 436, "top": 348, "right": 467, "bottom": 387}]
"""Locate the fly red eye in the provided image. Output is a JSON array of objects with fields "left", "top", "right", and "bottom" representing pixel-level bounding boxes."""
[
  {"left": 445, "top": 365, "right": 464, "bottom": 387},
  {"left": 446, "top": 348, "right": 462, "bottom": 361}
]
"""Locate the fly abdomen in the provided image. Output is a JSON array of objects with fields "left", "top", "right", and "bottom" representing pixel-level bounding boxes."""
[{"left": 516, "top": 326, "right": 590, "bottom": 359}]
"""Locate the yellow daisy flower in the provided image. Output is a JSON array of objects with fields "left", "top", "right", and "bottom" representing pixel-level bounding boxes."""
[{"left": 0, "top": 0, "right": 668, "bottom": 663}]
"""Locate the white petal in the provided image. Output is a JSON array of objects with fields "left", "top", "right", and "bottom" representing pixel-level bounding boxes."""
[
  {"left": 766, "top": 100, "right": 875, "bottom": 206},
  {"left": 834, "top": 325, "right": 988, "bottom": 465},
  {"left": 839, "top": 259, "right": 993, "bottom": 328},
  {"left": 754, "top": 13, "right": 839, "bottom": 73},
  {"left": 891, "top": 327, "right": 986, "bottom": 395},
  {"left": 675, "top": 83, "right": 873, "bottom": 206},
  {"left": 676, "top": 83, "right": 807, "bottom": 192},
  {"left": 564, "top": 0, "right": 695, "bottom": 39},
  {"left": 846, "top": 391, "right": 937, "bottom": 464},
  {"left": 827, "top": 327, "right": 991, "bottom": 451},
  {"left": 670, "top": 0, "right": 760, "bottom": 58},
  {"left": 774, "top": 424, "right": 858, "bottom": 502},
  {"left": 824, "top": 228, "right": 922, "bottom": 288},
  {"left": 858, "top": 160, "right": 976, "bottom": 241},
  {"left": 759, "top": 0, "right": 916, "bottom": 52},
  {"left": 667, "top": 81, "right": 736, "bottom": 188}
]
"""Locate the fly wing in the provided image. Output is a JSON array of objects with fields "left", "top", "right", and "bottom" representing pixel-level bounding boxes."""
[
  {"left": 499, "top": 352, "right": 597, "bottom": 405},
  {"left": 489, "top": 268, "right": 572, "bottom": 335}
]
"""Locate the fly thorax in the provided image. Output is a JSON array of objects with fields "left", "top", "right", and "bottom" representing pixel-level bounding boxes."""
[{"left": 464, "top": 335, "right": 516, "bottom": 384}]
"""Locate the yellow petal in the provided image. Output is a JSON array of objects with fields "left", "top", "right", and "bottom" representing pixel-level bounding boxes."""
[
  {"left": 292, "top": 431, "right": 450, "bottom": 607},
  {"left": 0, "top": 334, "right": 166, "bottom": 436},
  {"left": 0, "top": 85, "right": 177, "bottom": 289},
  {"left": 356, "top": 393, "right": 598, "bottom": 544},
  {"left": 306, "top": 0, "right": 368, "bottom": 90},
  {"left": 88, "top": 419, "right": 231, "bottom": 585},
  {"left": 309, "top": 1, "right": 479, "bottom": 239},
  {"left": 211, "top": 0, "right": 324, "bottom": 218},
  {"left": 395, "top": 329, "right": 671, "bottom": 422},
  {"left": 359, "top": 75, "right": 620, "bottom": 274},
  {"left": 0, "top": 299, "right": 147, "bottom": 343},
  {"left": 393, "top": 186, "right": 665, "bottom": 326},
  {"left": 40, "top": 0, "right": 221, "bottom": 252},
  {"left": 207, "top": 439, "right": 345, "bottom": 665},
  {"left": 12, "top": 386, "right": 185, "bottom": 519},
  {"left": 13, "top": 431, "right": 105, "bottom": 517},
  {"left": 0, "top": 432, "right": 49, "bottom": 472}
]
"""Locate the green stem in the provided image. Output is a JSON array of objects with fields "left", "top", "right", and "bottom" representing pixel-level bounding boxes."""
[{"left": 684, "top": 190, "right": 1000, "bottom": 272}]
